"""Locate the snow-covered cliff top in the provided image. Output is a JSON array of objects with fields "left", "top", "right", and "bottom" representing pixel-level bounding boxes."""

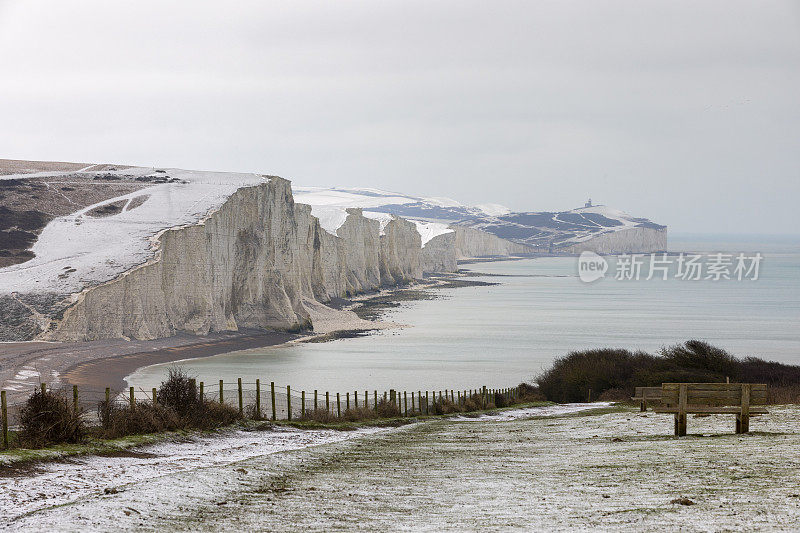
[
  {"left": 0, "top": 166, "right": 266, "bottom": 295},
  {"left": 290, "top": 186, "right": 512, "bottom": 245}
]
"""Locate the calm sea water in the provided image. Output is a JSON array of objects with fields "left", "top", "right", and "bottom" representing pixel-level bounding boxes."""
[{"left": 127, "top": 235, "right": 800, "bottom": 393}]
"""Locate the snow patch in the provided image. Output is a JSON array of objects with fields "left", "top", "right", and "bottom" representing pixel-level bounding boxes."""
[
  {"left": 309, "top": 205, "right": 349, "bottom": 236},
  {"left": 475, "top": 203, "right": 511, "bottom": 216},
  {"left": 362, "top": 211, "right": 394, "bottom": 235},
  {"left": 412, "top": 220, "right": 454, "bottom": 247}
]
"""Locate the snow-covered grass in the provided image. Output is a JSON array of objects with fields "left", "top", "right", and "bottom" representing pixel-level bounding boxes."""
[{"left": 6, "top": 403, "right": 800, "bottom": 531}]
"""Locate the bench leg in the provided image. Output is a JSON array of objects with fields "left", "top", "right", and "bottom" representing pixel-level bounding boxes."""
[
  {"left": 674, "top": 413, "right": 687, "bottom": 437},
  {"left": 641, "top": 400, "right": 646, "bottom": 412},
  {"left": 735, "top": 415, "right": 750, "bottom": 434}
]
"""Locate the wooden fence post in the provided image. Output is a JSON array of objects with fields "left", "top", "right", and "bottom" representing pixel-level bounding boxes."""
[
  {"left": 337, "top": 392, "right": 341, "bottom": 418},
  {"left": 152, "top": 387, "right": 157, "bottom": 404},
  {"left": 404, "top": 391, "right": 408, "bottom": 417},
  {"left": 287, "top": 386, "right": 292, "bottom": 421},
  {"left": 105, "top": 387, "right": 110, "bottom": 422},
  {"left": 129, "top": 386, "right": 135, "bottom": 408},
  {"left": 411, "top": 392, "right": 415, "bottom": 414},
  {"left": 301, "top": 390, "right": 306, "bottom": 418},
  {"left": 271, "top": 381, "right": 276, "bottom": 421},
  {"left": 374, "top": 390, "right": 378, "bottom": 411},
  {"left": 199, "top": 381, "right": 204, "bottom": 402},
  {"left": 326, "top": 391, "right": 330, "bottom": 412},
  {"left": 238, "top": 378, "right": 243, "bottom": 415},
  {"left": 389, "top": 389, "right": 396, "bottom": 406},
  {"left": 73, "top": 385, "right": 79, "bottom": 413},
  {"left": 425, "top": 391, "right": 429, "bottom": 415},
  {"left": 219, "top": 380, "right": 224, "bottom": 404},
  {"left": 346, "top": 392, "right": 350, "bottom": 411},
  {"left": 314, "top": 389, "right": 318, "bottom": 411},
  {"left": 587, "top": 389, "right": 592, "bottom": 403},
  {"left": 365, "top": 390, "right": 368, "bottom": 409},
  {"left": 256, "top": 379, "right": 261, "bottom": 419},
  {"left": 355, "top": 390, "right": 359, "bottom": 409},
  {"left": 1, "top": 390, "right": 8, "bottom": 449}
]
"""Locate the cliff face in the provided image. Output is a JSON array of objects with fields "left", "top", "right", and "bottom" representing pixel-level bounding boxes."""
[
  {"left": 49, "top": 179, "right": 313, "bottom": 341},
  {"left": 420, "top": 232, "right": 457, "bottom": 274},
  {"left": 453, "top": 227, "right": 533, "bottom": 259},
  {"left": 41, "top": 179, "right": 523, "bottom": 342},
  {"left": 559, "top": 227, "right": 667, "bottom": 254}
]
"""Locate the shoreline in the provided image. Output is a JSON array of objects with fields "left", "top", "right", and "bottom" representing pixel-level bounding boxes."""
[
  {"left": 0, "top": 265, "right": 513, "bottom": 401},
  {"left": 61, "top": 331, "right": 301, "bottom": 394}
]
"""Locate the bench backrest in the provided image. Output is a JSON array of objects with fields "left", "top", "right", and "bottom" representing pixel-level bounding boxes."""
[
  {"left": 661, "top": 383, "right": 767, "bottom": 407},
  {"left": 634, "top": 386, "right": 662, "bottom": 399}
]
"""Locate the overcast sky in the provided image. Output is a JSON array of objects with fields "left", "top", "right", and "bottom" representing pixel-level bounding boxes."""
[{"left": 1, "top": 1, "right": 798, "bottom": 234}]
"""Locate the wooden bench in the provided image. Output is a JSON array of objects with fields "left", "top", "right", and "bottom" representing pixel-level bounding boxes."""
[
  {"left": 631, "top": 386, "right": 662, "bottom": 411},
  {"left": 654, "top": 383, "right": 768, "bottom": 436}
]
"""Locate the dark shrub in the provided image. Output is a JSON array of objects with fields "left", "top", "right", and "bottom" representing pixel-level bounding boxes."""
[
  {"left": 534, "top": 340, "right": 800, "bottom": 403},
  {"left": 299, "top": 408, "right": 339, "bottom": 423},
  {"left": 517, "top": 383, "right": 546, "bottom": 403},
  {"left": 767, "top": 385, "right": 800, "bottom": 404},
  {"left": 431, "top": 398, "right": 462, "bottom": 415},
  {"left": 375, "top": 399, "right": 400, "bottom": 418},
  {"left": 463, "top": 393, "right": 489, "bottom": 412},
  {"left": 493, "top": 392, "right": 508, "bottom": 408},
  {"left": 188, "top": 400, "right": 241, "bottom": 429},
  {"left": 660, "top": 340, "right": 740, "bottom": 379},
  {"left": 19, "top": 388, "right": 85, "bottom": 448},
  {"left": 536, "top": 348, "right": 654, "bottom": 403},
  {"left": 98, "top": 402, "right": 182, "bottom": 438},
  {"left": 597, "top": 388, "right": 630, "bottom": 402},
  {"left": 156, "top": 367, "right": 198, "bottom": 417},
  {"left": 343, "top": 406, "right": 378, "bottom": 421},
  {"left": 740, "top": 357, "right": 800, "bottom": 386}
]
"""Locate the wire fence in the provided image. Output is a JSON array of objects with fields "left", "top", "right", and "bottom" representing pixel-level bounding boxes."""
[{"left": 1, "top": 380, "right": 521, "bottom": 448}]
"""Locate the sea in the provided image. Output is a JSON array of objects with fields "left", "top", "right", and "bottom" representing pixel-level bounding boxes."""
[{"left": 126, "top": 234, "right": 800, "bottom": 393}]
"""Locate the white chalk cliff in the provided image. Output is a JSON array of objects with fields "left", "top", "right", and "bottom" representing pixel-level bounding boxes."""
[{"left": 0, "top": 170, "right": 531, "bottom": 342}]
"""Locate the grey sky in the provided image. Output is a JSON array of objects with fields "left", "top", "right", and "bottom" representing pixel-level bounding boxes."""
[{"left": 1, "top": 1, "right": 798, "bottom": 234}]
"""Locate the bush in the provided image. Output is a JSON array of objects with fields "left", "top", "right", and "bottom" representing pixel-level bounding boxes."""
[
  {"left": 493, "top": 392, "right": 508, "bottom": 408},
  {"left": 516, "top": 383, "right": 545, "bottom": 403},
  {"left": 19, "top": 388, "right": 86, "bottom": 448},
  {"left": 431, "top": 398, "right": 462, "bottom": 415},
  {"left": 342, "top": 406, "right": 378, "bottom": 421},
  {"left": 156, "top": 367, "right": 198, "bottom": 417},
  {"left": 98, "top": 401, "right": 181, "bottom": 438},
  {"left": 299, "top": 408, "right": 339, "bottom": 423},
  {"left": 375, "top": 399, "right": 400, "bottom": 418},
  {"left": 534, "top": 340, "right": 800, "bottom": 403},
  {"left": 462, "top": 393, "right": 482, "bottom": 412},
  {"left": 188, "top": 400, "right": 240, "bottom": 429}
]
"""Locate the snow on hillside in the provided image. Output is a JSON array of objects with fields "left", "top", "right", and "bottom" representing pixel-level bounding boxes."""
[
  {"left": 0, "top": 167, "right": 266, "bottom": 295},
  {"left": 456, "top": 203, "right": 666, "bottom": 250},
  {"left": 475, "top": 203, "right": 511, "bottom": 216}
]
